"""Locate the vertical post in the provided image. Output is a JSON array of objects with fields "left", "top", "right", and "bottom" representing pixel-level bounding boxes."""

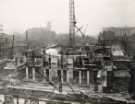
[
  {"left": 11, "top": 35, "right": 14, "bottom": 59},
  {"left": 42, "top": 68, "right": 46, "bottom": 82},
  {"left": 16, "top": 96, "right": 19, "bottom": 104},
  {"left": 26, "top": 67, "right": 29, "bottom": 80},
  {"left": 94, "top": 70, "right": 98, "bottom": 92},
  {"left": 44, "top": 68, "right": 46, "bottom": 77},
  {"left": 26, "top": 30, "right": 29, "bottom": 49},
  {"left": 61, "top": 70, "right": 63, "bottom": 83},
  {"left": 59, "top": 70, "right": 62, "bottom": 92},
  {"left": 87, "top": 70, "right": 90, "bottom": 86},
  {"left": 49, "top": 54, "right": 52, "bottom": 81},
  {"left": 49, "top": 69, "right": 52, "bottom": 81},
  {"left": 79, "top": 70, "right": 82, "bottom": 85},
  {"left": 59, "top": 50, "right": 63, "bottom": 92},
  {"left": 32, "top": 67, "right": 36, "bottom": 81},
  {"left": 67, "top": 70, "right": 70, "bottom": 83}
]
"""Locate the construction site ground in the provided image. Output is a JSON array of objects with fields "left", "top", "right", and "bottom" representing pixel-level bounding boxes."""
[
  {"left": 0, "top": 81, "right": 134, "bottom": 104},
  {"left": 0, "top": 60, "right": 134, "bottom": 103}
]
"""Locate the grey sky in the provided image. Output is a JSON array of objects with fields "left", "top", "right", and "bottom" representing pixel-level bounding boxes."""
[{"left": 0, "top": 0, "right": 135, "bottom": 36}]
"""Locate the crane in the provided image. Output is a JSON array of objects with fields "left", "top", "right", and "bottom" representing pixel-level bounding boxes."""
[
  {"left": 69, "top": 0, "right": 76, "bottom": 47},
  {"left": 69, "top": 0, "right": 88, "bottom": 47}
]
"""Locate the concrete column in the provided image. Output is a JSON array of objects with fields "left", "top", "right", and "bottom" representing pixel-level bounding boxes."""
[
  {"left": 79, "top": 70, "right": 82, "bottom": 85},
  {"left": 49, "top": 69, "right": 52, "bottom": 81},
  {"left": 61, "top": 70, "right": 63, "bottom": 83},
  {"left": 87, "top": 70, "right": 90, "bottom": 86},
  {"left": 67, "top": 70, "right": 70, "bottom": 83},
  {"left": 44, "top": 68, "right": 46, "bottom": 77},
  {"left": 26, "top": 67, "right": 29, "bottom": 79},
  {"left": 42, "top": 68, "right": 46, "bottom": 82},
  {"left": 32, "top": 67, "right": 36, "bottom": 81}
]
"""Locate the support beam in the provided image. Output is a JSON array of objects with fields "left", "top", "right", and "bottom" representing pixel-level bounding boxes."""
[
  {"left": 32, "top": 67, "right": 36, "bottom": 81},
  {"left": 44, "top": 68, "right": 46, "bottom": 77},
  {"left": 61, "top": 70, "right": 63, "bottom": 83},
  {"left": 79, "top": 70, "right": 82, "bottom": 85},
  {"left": 67, "top": 70, "right": 70, "bottom": 83},
  {"left": 42, "top": 68, "right": 46, "bottom": 82},
  {"left": 26, "top": 67, "right": 29, "bottom": 79},
  {"left": 87, "top": 70, "right": 90, "bottom": 86},
  {"left": 49, "top": 69, "right": 52, "bottom": 81}
]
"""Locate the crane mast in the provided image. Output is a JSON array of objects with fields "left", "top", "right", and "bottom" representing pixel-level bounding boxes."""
[{"left": 69, "top": 0, "right": 76, "bottom": 47}]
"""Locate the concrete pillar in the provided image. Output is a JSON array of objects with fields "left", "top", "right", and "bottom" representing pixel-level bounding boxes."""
[
  {"left": 44, "top": 68, "right": 46, "bottom": 77},
  {"left": 67, "top": 70, "right": 70, "bottom": 83},
  {"left": 61, "top": 70, "right": 63, "bottom": 83},
  {"left": 42, "top": 68, "right": 46, "bottom": 82},
  {"left": 32, "top": 67, "right": 36, "bottom": 81},
  {"left": 87, "top": 70, "right": 90, "bottom": 86},
  {"left": 67, "top": 69, "right": 73, "bottom": 83},
  {"left": 26, "top": 67, "right": 29, "bottom": 79},
  {"left": 79, "top": 70, "right": 82, "bottom": 85},
  {"left": 49, "top": 69, "right": 52, "bottom": 81}
]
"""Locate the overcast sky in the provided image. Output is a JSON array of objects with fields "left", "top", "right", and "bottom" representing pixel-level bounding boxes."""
[{"left": 0, "top": 0, "right": 135, "bottom": 36}]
